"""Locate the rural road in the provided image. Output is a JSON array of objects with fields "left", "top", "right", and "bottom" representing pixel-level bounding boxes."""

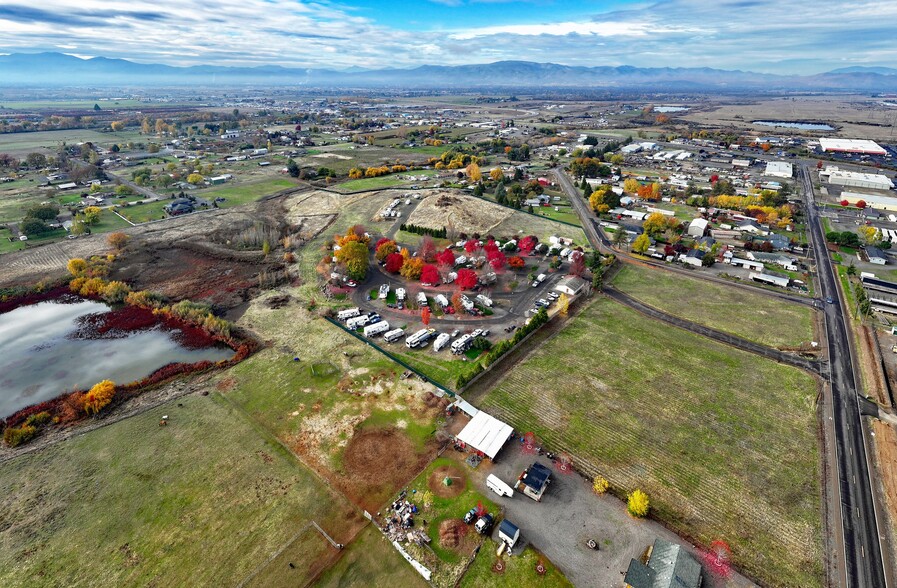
[{"left": 800, "top": 163, "right": 891, "bottom": 588}]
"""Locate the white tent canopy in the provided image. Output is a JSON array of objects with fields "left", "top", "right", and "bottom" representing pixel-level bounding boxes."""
[{"left": 456, "top": 410, "right": 514, "bottom": 459}]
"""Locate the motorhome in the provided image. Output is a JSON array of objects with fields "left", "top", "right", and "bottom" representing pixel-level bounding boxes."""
[{"left": 337, "top": 307, "right": 361, "bottom": 321}]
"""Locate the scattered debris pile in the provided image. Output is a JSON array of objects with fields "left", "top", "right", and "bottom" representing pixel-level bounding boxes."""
[{"left": 382, "top": 490, "right": 431, "bottom": 546}]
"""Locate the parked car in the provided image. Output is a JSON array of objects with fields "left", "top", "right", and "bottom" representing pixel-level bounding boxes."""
[
  {"left": 463, "top": 508, "right": 478, "bottom": 524},
  {"left": 475, "top": 514, "right": 494, "bottom": 535}
]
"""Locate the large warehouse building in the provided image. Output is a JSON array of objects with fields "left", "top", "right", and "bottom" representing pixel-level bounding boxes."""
[
  {"left": 821, "top": 166, "right": 895, "bottom": 191},
  {"left": 765, "top": 161, "right": 793, "bottom": 178},
  {"left": 840, "top": 192, "right": 897, "bottom": 211},
  {"left": 819, "top": 138, "right": 888, "bottom": 156}
]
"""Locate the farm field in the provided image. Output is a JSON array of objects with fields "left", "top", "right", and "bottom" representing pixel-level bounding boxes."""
[
  {"left": 612, "top": 263, "right": 815, "bottom": 348},
  {"left": 391, "top": 348, "right": 483, "bottom": 390},
  {"left": 198, "top": 177, "right": 298, "bottom": 208},
  {"left": 0, "top": 227, "right": 25, "bottom": 253},
  {"left": 0, "top": 128, "right": 145, "bottom": 155},
  {"left": 0, "top": 393, "right": 362, "bottom": 588},
  {"left": 221, "top": 294, "right": 446, "bottom": 513},
  {"left": 479, "top": 296, "right": 822, "bottom": 588}
]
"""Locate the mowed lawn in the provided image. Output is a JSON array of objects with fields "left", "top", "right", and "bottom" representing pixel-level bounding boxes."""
[
  {"left": 0, "top": 393, "right": 362, "bottom": 588},
  {"left": 612, "top": 263, "right": 814, "bottom": 348},
  {"left": 480, "top": 297, "right": 822, "bottom": 588}
]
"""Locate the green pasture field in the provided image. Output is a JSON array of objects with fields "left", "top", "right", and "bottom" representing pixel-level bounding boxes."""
[
  {"left": 479, "top": 296, "right": 822, "bottom": 588},
  {"left": 0, "top": 394, "right": 360, "bottom": 588},
  {"left": 612, "top": 264, "right": 815, "bottom": 348}
]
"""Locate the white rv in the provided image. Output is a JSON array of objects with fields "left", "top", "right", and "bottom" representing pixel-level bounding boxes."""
[
  {"left": 337, "top": 307, "right": 361, "bottom": 321},
  {"left": 433, "top": 333, "right": 451, "bottom": 352},
  {"left": 475, "top": 294, "right": 493, "bottom": 307},
  {"left": 383, "top": 328, "right": 405, "bottom": 343},
  {"left": 363, "top": 321, "right": 390, "bottom": 337}
]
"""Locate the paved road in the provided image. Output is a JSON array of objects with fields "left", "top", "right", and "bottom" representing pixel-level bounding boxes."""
[
  {"left": 552, "top": 167, "right": 817, "bottom": 308},
  {"left": 604, "top": 286, "right": 823, "bottom": 374},
  {"left": 468, "top": 442, "right": 756, "bottom": 588},
  {"left": 799, "top": 163, "right": 890, "bottom": 588}
]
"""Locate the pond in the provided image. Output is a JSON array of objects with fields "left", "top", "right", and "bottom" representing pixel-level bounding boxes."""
[
  {"left": 0, "top": 299, "right": 234, "bottom": 418},
  {"left": 752, "top": 120, "right": 834, "bottom": 131}
]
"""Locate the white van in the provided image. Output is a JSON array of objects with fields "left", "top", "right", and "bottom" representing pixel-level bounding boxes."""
[{"left": 486, "top": 474, "right": 515, "bottom": 498}]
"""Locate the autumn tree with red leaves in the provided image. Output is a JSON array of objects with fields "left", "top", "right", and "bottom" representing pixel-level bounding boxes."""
[
  {"left": 508, "top": 256, "right": 525, "bottom": 269},
  {"left": 420, "top": 264, "right": 440, "bottom": 285},
  {"left": 384, "top": 252, "right": 404, "bottom": 273},
  {"left": 456, "top": 268, "right": 478, "bottom": 289},
  {"left": 419, "top": 235, "right": 437, "bottom": 262},
  {"left": 421, "top": 306, "right": 431, "bottom": 326},
  {"left": 518, "top": 236, "right": 537, "bottom": 255},
  {"left": 464, "top": 239, "right": 480, "bottom": 255},
  {"left": 436, "top": 248, "right": 455, "bottom": 267},
  {"left": 570, "top": 251, "right": 585, "bottom": 277}
]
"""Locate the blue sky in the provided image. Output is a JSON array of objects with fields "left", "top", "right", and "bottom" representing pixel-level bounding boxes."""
[{"left": 0, "top": 0, "right": 895, "bottom": 74}]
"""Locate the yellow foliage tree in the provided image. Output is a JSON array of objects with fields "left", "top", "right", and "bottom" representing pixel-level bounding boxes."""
[
  {"left": 466, "top": 162, "right": 482, "bottom": 182},
  {"left": 82, "top": 380, "right": 116, "bottom": 415},
  {"left": 490, "top": 167, "right": 504, "bottom": 181},
  {"left": 642, "top": 212, "right": 668, "bottom": 237},
  {"left": 627, "top": 489, "right": 649, "bottom": 517},
  {"left": 623, "top": 178, "right": 641, "bottom": 194},
  {"left": 110, "top": 121, "right": 125, "bottom": 131},
  {"left": 67, "top": 258, "right": 88, "bottom": 277},
  {"left": 187, "top": 173, "right": 204, "bottom": 185},
  {"left": 400, "top": 257, "right": 424, "bottom": 280},
  {"left": 632, "top": 233, "right": 651, "bottom": 254},
  {"left": 592, "top": 476, "right": 609, "bottom": 494},
  {"left": 348, "top": 167, "right": 364, "bottom": 179},
  {"left": 557, "top": 292, "right": 570, "bottom": 316}
]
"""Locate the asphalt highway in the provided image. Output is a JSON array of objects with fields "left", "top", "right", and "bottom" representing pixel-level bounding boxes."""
[{"left": 799, "top": 163, "right": 888, "bottom": 588}]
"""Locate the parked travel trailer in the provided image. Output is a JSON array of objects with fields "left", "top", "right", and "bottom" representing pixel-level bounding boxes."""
[
  {"left": 486, "top": 474, "right": 514, "bottom": 498},
  {"left": 363, "top": 321, "right": 390, "bottom": 338},
  {"left": 433, "top": 333, "right": 451, "bottom": 352},
  {"left": 337, "top": 307, "right": 361, "bottom": 321},
  {"left": 383, "top": 328, "right": 405, "bottom": 343}
]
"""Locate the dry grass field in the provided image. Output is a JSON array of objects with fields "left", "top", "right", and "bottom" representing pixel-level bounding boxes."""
[
  {"left": 479, "top": 296, "right": 823, "bottom": 588},
  {"left": 612, "top": 264, "right": 815, "bottom": 348}
]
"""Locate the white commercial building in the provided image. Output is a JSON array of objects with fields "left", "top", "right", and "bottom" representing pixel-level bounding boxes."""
[
  {"left": 819, "top": 138, "right": 888, "bottom": 156},
  {"left": 687, "top": 217, "right": 709, "bottom": 238},
  {"left": 765, "top": 161, "right": 793, "bottom": 179},
  {"left": 823, "top": 168, "right": 894, "bottom": 191},
  {"left": 840, "top": 192, "right": 897, "bottom": 211}
]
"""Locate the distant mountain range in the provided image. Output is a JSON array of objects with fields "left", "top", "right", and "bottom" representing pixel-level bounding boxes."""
[{"left": 2, "top": 52, "right": 897, "bottom": 91}]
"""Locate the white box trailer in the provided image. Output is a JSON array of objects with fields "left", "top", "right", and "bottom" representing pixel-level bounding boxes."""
[
  {"left": 435, "top": 294, "right": 450, "bottom": 308},
  {"left": 460, "top": 295, "right": 475, "bottom": 311},
  {"left": 396, "top": 288, "right": 406, "bottom": 301},
  {"left": 476, "top": 294, "right": 493, "bottom": 307},
  {"left": 346, "top": 315, "right": 370, "bottom": 330},
  {"left": 378, "top": 284, "right": 390, "bottom": 299},
  {"left": 337, "top": 307, "right": 361, "bottom": 321},
  {"left": 416, "top": 292, "right": 428, "bottom": 305},
  {"left": 363, "top": 321, "right": 390, "bottom": 337},
  {"left": 486, "top": 474, "right": 514, "bottom": 498},
  {"left": 383, "top": 328, "right": 405, "bottom": 343},
  {"left": 433, "top": 333, "right": 451, "bottom": 352}
]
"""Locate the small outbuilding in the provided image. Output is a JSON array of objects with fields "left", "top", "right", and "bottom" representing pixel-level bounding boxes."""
[
  {"left": 555, "top": 275, "right": 587, "bottom": 297},
  {"left": 866, "top": 246, "right": 888, "bottom": 265}
]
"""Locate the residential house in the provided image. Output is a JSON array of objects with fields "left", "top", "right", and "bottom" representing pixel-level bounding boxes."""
[
  {"left": 687, "top": 218, "right": 709, "bottom": 238},
  {"left": 623, "top": 538, "right": 702, "bottom": 588},
  {"left": 866, "top": 246, "right": 888, "bottom": 265}
]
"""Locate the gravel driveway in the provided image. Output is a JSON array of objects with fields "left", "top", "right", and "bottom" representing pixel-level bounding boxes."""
[{"left": 467, "top": 441, "right": 757, "bottom": 588}]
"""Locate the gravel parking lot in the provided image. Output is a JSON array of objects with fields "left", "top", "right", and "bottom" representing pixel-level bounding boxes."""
[{"left": 466, "top": 441, "right": 757, "bottom": 588}]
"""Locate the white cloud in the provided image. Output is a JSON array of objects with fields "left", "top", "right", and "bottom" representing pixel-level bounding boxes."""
[{"left": 0, "top": 0, "right": 894, "bottom": 73}]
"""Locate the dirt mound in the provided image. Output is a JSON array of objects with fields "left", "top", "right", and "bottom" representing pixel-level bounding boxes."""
[
  {"left": 438, "top": 518, "right": 469, "bottom": 549},
  {"left": 428, "top": 465, "right": 466, "bottom": 498},
  {"left": 342, "top": 428, "right": 431, "bottom": 512},
  {"left": 407, "top": 192, "right": 511, "bottom": 236}
]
